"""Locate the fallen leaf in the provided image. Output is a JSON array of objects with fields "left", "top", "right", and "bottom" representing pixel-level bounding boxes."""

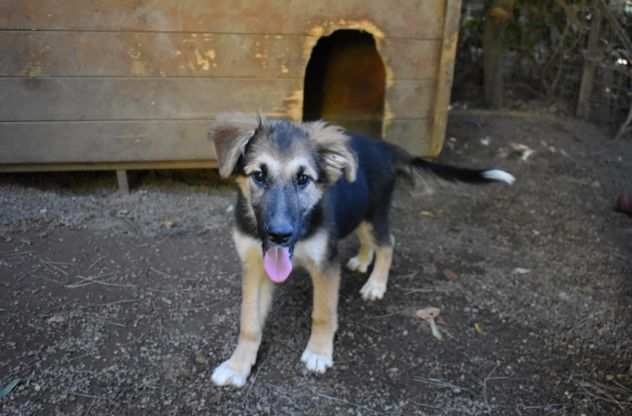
[
  {"left": 416, "top": 307, "right": 440, "bottom": 320},
  {"left": 416, "top": 307, "right": 443, "bottom": 341},
  {"left": 510, "top": 143, "right": 535, "bottom": 161},
  {"left": 0, "top": 379, "right": 20, "bottom": 399}
]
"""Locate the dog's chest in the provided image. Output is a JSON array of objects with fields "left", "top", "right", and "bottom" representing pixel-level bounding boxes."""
[{"left": 292, "top": 231, "right": 328, "bottom": 270}]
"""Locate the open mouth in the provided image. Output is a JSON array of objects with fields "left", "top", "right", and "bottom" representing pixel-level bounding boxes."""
[{"left": 263, "top": 245, "right": 293, "bottom": 283}]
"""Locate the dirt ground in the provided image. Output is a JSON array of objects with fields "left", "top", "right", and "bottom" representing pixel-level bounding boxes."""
[{"left": 1, "top": 111, "right": 631, "bottom": 415}]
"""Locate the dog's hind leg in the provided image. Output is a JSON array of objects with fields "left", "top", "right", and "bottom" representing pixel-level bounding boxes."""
[
  {"left": 301, "top": 264, "right": 341, "bottom": 373},
  {"left": 360, "top": 206, "right": 395, "bottom": 301},
  {"left": 360, "top": 236, "right": 394, "bottom": 301},
  {"left": 346, "top": 222, "right": 375, "bottom": 273},
  {"left": 358, "top": 177, "right": 396, "bottom": 301},
  {"left": 212, "top": 232, "right": 274, "bottom": 387}
]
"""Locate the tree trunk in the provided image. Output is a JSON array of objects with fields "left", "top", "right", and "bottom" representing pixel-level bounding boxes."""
[
  {"left": 483, "top": 0, "right": 514, "bottom": 109},
  {"left": 576, "top": 5, "right": 603, "bottom": 119}
]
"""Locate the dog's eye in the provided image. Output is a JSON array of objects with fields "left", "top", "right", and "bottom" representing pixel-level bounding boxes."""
[
  {"left": 251, "top": 170, "right": 266, "bottom": 185},
  {"left": 296, "top": 173, "right": 311, "bottom": 188}
]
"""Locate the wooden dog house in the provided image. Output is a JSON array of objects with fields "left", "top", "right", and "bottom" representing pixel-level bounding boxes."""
[{"left": 0, "top": 0, "right": 462, "bottom": 179}]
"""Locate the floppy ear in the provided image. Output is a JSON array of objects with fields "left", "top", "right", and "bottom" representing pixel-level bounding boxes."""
[
  {"left": 208, "top": 113, "right": 261, "bottom": 178},
  {"left": 303, "top": 121, "right": 357, "bottom": 183}
]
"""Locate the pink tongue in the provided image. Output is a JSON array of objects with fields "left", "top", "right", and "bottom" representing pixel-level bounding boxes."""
[{"left": 263, "top": 246, "right": 292, "bottom": 283}]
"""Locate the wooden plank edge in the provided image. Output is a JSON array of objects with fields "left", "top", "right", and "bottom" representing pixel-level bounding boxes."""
[
  {"left": 0, "top": 160, "right": 217, "bottom": 173},
  {"left": 429, "top": 0, "right": 462, "bottom": 157},
  {"left": 116, "top": 170, "right": 130, "bottom": 194}
]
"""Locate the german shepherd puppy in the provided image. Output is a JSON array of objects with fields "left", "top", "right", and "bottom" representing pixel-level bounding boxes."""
[{"left": 209, "top": 114, "right": 514, "bottom": 387}]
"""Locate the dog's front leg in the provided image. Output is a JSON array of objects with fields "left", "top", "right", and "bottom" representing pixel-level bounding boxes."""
[
  {"left": 212, "top": 244, "right": 273, "bottom": 387},
  {"left": 301, "top": 264, "right": 340, "bottom": 373}
]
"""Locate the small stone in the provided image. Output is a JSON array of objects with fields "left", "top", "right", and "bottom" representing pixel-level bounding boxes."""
[
  {"left": 443, "top": 269, "right": 458, "bottom": 281},
  {"left": 194, "top": 351, "right": 208, "bottom": 367},
  {"left": 47, "top": 314, "right": 65, "bottom": 324}
]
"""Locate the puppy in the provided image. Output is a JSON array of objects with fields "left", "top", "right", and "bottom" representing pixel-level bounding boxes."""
[{"left": 208, "top": 114, "right": 514, "bottom": 387}]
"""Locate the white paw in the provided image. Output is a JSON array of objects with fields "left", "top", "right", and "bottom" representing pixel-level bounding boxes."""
[
  {"left": 211, "top": 361, "right": 249, "bottom": 387},
  {"left": 346, "top": 256, "right": 371, "bottom": 273},
  {"left": 301, "top": 349, "right": 333, "bottom": 373},
  {"left": 360, "top": 280, "right": 386, "bottom": 301}
]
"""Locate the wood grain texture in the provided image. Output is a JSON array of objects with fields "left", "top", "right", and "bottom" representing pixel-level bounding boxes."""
[
  {"left": 384, "top": 118, "right": 433, "bottom": 156},
  {"left": 430, "top": 0, "right": 462, "bottom": 157},
  {"left": 0, "top": 78, "right": 302, "bottom": 121},
  {"left": 0, "top": 118, "right": 435, "bottom": 165},
  {"left": 2, "top": 0, "right": 445, "bottom": 39},
  {"left": 0, "top": 120, "right": 215, "bottom": 163},
  {"left": 0, "top": 78, "right": 434, "bottom": 121},
  {"left": 0, "top": 0, "right": 457, "bottom": 168},
  {"left": 0, "top": 31, "right": 306, "bottom": 79},
  {"left": 386, "top": 80, "right": 435, "bottom": 119},
  {"left": 0, "top": 31, "right": 440, "bottom": 81},
  {"left": 0, "top": 160, "right": 217, "bottom": 173}
]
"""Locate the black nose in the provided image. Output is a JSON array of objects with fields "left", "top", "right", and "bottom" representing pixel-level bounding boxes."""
[{"left": 267, "top": 224, "right": 293, "bottom": 245}]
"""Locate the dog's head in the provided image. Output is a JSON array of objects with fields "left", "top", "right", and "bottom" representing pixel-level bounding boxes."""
[{"left": 209, "top": 113, "right": 357, "bottom": 283}]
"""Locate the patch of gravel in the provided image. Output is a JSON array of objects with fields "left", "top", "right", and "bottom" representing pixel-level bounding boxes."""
[{"left": 0, "top": 172, "right": 235, "bottom": 238}]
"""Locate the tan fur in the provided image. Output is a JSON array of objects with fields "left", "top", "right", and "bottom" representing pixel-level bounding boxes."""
[
  {"left": 301, "top": 263, "right": 340, "bottom": 372},
  {"left": 286, "top": 157, "right": 319, "bottom": 181},
  {"left": 214, "top": 228, "right": 338, "bottom": 384},
  {"left": 211, "top": 230, "right": 274, "bottom": 387},
  {"left": 243, "top": 153, "right": 282, "bottom": 177},
  {"left": 359, "top": 236, "right": 394, "bottom": 301},
  {"left": 243, "top": 145, "right": 324, "bottom": 218},
  {"left": 302, "top": 121, "right": 357, "bottom": 183},
  {"left": 346, "top": 222, "right": 375, "bottom": 273},
  {"left": 209, "top": 113, "right": 260, "bottom": 178},
  {"left": 293, "top": 230, "right": 329, "bottom": 270}
]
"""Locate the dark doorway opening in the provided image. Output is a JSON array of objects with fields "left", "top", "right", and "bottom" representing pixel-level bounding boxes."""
[{"left": 303, "top": 30, "right": 386, "bottom": 137}]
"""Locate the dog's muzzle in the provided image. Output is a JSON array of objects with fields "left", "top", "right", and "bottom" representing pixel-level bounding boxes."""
[{"left": 262, "top": 221, "right": 296, "bottom": 283}]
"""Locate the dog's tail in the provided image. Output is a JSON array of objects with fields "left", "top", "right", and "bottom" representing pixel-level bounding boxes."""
[
  {"left": 393, "top": 147, "right": 515, "bottom": 185},
  {"left": 409, "top": 158, "right": 515, "bottom": 185}
]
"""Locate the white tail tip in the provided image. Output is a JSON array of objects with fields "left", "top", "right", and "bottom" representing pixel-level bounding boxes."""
[{"left": 482, "top": 169, "right": 515, "bottom": 185}]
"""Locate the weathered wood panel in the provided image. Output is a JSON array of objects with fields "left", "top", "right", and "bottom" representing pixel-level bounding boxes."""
[
  {"left": 1, "top": 0, "right": 445, "bottom": 39},
  {"left": 0, "top": 118, "right": 433, "bottom": 166},
  {"left": 0, "top": 31, "right": 440, "bottom": 81},
  {"left": 0, "top": 0, "right": 456, "bottom": 169},
  {"left": 386, "top": 80, "right": 435, "bottom": 119},
  {"left": 0, "top": 78, "right": 434, "bottom": 122},
  {"left": 381, "top": 39, "right": 441, "bottom": 80},
  {"left": 0, "top": 78, "right": 303, "bottom": 121},
  {"left": 0, "top": 161, "right": 217, "bottom": 173},
  {"left": 0, "top": 31, "right": 306, "bottom": 79},
  {"left": 384, "top": 118, "right": 433, "bottom": 156},
  {"left": 430, "top": 0, "right": 460, "bottom": 156},
  {"left": 0, "top": 121, "right": 215, "bottom": 163}
]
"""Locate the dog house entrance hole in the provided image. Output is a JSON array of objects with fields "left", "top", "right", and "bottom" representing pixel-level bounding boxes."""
[{"left": 303, "top": 30, "right": 386, "bottom": 137}]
